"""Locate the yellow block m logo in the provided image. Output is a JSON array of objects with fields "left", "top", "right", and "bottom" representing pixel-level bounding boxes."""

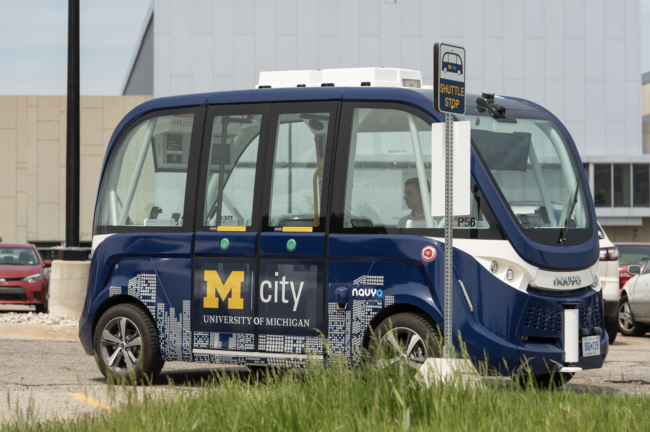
[{"left": 203, "top": 270, "right": 244, "bottom": 309}]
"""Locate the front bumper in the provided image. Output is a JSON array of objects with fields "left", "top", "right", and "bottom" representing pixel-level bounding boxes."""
[
  {"left": 515, "top": 288, "right": 607, "bottom": 374},
  {"left": 0, "top": 281, "right": 47, "bottom": 305}
]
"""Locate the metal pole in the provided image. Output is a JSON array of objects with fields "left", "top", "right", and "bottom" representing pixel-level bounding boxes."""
[
  {"left": 443, "top": 113, "right": 453, "bottom": 358},
  {"left": 65, "top": 0, "right": 80, "bottom": 247}
]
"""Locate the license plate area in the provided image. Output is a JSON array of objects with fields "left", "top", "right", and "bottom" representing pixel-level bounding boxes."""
[{"left": 582, "top": 335, "right": 600, "bottom": 357}]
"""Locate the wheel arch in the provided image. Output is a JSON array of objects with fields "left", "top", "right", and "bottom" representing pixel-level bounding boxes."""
[
  {"left": 361, "top": 302, "right": 440, "bottom": 350},
  {"left": 91, "top": 295, "right": 155, "bottom": 346}
]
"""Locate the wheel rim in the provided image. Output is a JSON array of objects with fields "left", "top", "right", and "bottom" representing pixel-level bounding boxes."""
[
  {"left": 618, "top": 302, "right": 635, "bottom": 331},
  {"left": 100, "top": 317, "right": 143, "bottom": 374},
  {"left": 377, "top": 327, "right": 428, "bottom": 370}
]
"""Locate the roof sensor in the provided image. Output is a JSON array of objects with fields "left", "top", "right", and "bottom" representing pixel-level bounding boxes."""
[{"left": 476, "top": 93, "right": 506, "bottom": 119}]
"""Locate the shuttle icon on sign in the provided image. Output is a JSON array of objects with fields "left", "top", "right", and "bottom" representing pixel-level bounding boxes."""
[{"left": 442, "top": 52, "right": 463, "bottom": 76}]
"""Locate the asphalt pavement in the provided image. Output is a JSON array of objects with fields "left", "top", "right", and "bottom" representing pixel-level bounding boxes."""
[{"left": 1, "top": 332, "right": 649, "bottom": 424}]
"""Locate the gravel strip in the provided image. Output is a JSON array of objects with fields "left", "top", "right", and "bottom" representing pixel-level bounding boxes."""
[{"left": 0, "top": 311, "right": 79, "bottom": 327}]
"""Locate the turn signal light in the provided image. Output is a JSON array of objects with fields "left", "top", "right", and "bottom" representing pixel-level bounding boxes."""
[{"left": 421, "top": 246, "right": 436, "bottom": 262}]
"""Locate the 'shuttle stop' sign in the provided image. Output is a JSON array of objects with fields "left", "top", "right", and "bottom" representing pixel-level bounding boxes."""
[{"left": 434, "top": 43, "right": 466, "bottom": 115}]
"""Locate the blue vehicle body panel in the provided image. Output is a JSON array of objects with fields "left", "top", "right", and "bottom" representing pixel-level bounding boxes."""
[
  {"left": 81, "top": 86, "right": 605, "bottom": 375},
  {"left": 79, "top": 233, "right": 194, "bottom": 360}
]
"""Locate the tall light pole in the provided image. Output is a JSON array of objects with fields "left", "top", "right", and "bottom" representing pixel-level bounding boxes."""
[{"left": 66, "top": 0, "right": 80, "bottom": 248}]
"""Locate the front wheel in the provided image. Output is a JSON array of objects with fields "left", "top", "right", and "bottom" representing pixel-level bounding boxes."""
[
  {"left": 35, "top": 294, "right": 48, "bottom": 314},
  {"left": 618, "top": 297, "right": 648, "bottom": 337},
  {"left": 367, "top": 312, "right": 441, "bottom": 372},
  {"left": 93, "top": 303, "right": 164, "bottom": 384}
]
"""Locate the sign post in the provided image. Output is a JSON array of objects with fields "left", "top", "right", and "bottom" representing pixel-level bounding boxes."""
[{"left": 434, "top": 42, "right": 466, "bottom": 358}]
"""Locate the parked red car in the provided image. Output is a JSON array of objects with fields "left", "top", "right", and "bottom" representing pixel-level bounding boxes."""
[
  {"left": 615, "top": 243, "right": 650, "bottom": 292},
  {"left": 0, "top": 244, "right": 51, "bottom": 313}
]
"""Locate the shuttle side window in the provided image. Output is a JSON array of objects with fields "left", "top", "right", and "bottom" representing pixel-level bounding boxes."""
[
  {"left": 339, "top": 107, "right": 490, "bottom": 232},
  {"left": 267, "top": 111, "right": 332, "bottom": 228},
  {"left": 203, "top": 114, "right": 263, "bottom": 227},
  {"left": 95, "top": 111, "right": 198, "bottom": 232}
]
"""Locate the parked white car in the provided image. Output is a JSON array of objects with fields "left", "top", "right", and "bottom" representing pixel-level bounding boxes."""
[
  {"left": 618, "top": 253, "right": 650, "bottom": 337},
  {"left": 598, "top": 224, "right": 620, "bottom": 343}
]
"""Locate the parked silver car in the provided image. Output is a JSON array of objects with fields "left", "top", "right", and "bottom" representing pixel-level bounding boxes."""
[{"left": 619, "top": 258, "right": 650, "bottom": 337}]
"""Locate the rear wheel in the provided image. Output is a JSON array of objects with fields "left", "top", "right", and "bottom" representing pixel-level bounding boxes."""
[
  {"left": 367, "top": 312, "right": 441, "bottom": 372},
  {"left": 618, "top": 297, "right": 648, "bottom": 337},
  {"left": 93, "top": 303, "right": 164, "bottom": 384},
  {"left": 605, "top": 320, "right": 618, "bottom": 344}
]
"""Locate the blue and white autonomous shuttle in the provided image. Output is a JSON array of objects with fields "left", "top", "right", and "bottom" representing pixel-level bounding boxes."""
[{"left": 79, "top": 68, "right": 606, "bottom": 384}]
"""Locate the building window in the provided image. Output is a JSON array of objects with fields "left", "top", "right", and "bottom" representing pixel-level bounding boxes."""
[
  {"left": 613, "top": 164, "right": 631, "bottom": 207},
  {"left": 594, "top": 164, "right": 611, "bottom": 207},
  {"left": 634, "top": 164, "right": 650, "bottom": 207}
]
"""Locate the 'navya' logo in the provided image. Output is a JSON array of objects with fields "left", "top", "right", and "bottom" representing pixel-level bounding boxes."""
[
  {"left": 203, "top": 270, "right": 245, "bottom": 309},
  {"left": 352, "top": 288, "right": 383, "bottom": 297},
  {"left": 553, "top": 276, "right": 582, "bottom": 287}
]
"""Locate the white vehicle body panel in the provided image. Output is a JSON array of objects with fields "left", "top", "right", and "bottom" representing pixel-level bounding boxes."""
[
  {"left": 597, "top": 225, "right": 619, "bottom": 303},
  {"left": 623, "top": 273, "right": 650, "bottom": 322},
  {"left": 437, "top": 238, "right": 600, "bottom": 293}
]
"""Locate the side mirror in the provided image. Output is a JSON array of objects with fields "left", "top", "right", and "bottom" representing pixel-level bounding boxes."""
[
  {"left": 335, "top": 286, "right": 348, "bottom": 309},
  {"left": 628, "top": 265, "right": 641, "bottom": 275},
  {"left": 44, "top": 260, "right": 52, "bottom": 268}
]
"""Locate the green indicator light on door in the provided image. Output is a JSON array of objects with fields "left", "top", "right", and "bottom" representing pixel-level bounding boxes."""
[
  {"left": 220, "top": 238, "right": 230, "bottom": 250},
  {"left": 287, "top": 239, "right": 296, "bottom": 251}
]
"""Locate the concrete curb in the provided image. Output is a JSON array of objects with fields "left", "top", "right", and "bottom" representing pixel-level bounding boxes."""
[{"left": 0, "top": 323, "right": 79, "bottom": 341}]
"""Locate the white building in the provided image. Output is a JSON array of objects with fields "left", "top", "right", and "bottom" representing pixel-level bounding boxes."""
[{"left": 122, "top": 0, "right": 648, "bottom": 240}]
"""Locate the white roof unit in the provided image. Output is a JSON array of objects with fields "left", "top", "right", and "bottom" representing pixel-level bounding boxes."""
[{"left": 256, "top": 67, "right": 427, "bottom": 89}]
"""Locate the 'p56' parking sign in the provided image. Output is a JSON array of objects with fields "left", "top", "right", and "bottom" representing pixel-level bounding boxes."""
[{"left": 434, "top": 43, "right": 465, "bottom": 115}]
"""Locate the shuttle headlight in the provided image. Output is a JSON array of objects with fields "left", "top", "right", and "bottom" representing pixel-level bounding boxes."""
[
  {"left": 506, "top": 269, "right": 514, "bottom": 281},
  {"left": 490, "top": 261, "right": 498, "bottom": 274}
]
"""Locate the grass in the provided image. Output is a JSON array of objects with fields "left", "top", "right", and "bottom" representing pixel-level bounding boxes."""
[{"left": 4, "top": 353, "right": 650, "bottom": 432}]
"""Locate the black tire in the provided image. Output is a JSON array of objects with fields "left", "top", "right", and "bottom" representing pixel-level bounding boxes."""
[
  {"left": 366, "top": 312, "right": 441, "bottom": 369},
  {"left": 618, "top": 296, "right": 648, "bottom": 337},
  {"left": 605, "top": 320, "right": 618, "bottom": 344},
  {"left": 93, "top": 303, "right": 164, "bottom": 384},
  {"left": 35, "top": 294, "right": 48, "bottom": 314}
]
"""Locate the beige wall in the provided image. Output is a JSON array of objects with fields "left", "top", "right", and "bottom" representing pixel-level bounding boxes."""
[
  {"left": 643, "top": 83, "right": 650, "bottom": 118},
  {"left": 644, "top": 123, "right": 650, "bottom": 154},
  {"left": 603, "top": 218, "right": 650, "bottom": 243},
  {"left": 0, "top": 95, "right": 153, "bottom": 243}
]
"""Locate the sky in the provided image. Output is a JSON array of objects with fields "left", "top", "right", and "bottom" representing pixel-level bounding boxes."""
[
  {"left": 0, "top": 0, "right": 151, "bottom": 95},
  {"left": 1, "top": 0, "right": 650, "bottom": 95}
]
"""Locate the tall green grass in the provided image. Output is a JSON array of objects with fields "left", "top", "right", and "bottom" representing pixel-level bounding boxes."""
[{"left": 4, "top": 354, "right": 650, "bottom": 432}]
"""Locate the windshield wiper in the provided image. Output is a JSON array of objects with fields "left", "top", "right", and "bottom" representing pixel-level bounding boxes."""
[{"left": 559, "top": 178, "right": 580, "bottom": 244}]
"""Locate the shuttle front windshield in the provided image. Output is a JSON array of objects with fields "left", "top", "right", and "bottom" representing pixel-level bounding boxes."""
[{"left": 457, "top": 107, "right": 592, "bottom": 246}]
